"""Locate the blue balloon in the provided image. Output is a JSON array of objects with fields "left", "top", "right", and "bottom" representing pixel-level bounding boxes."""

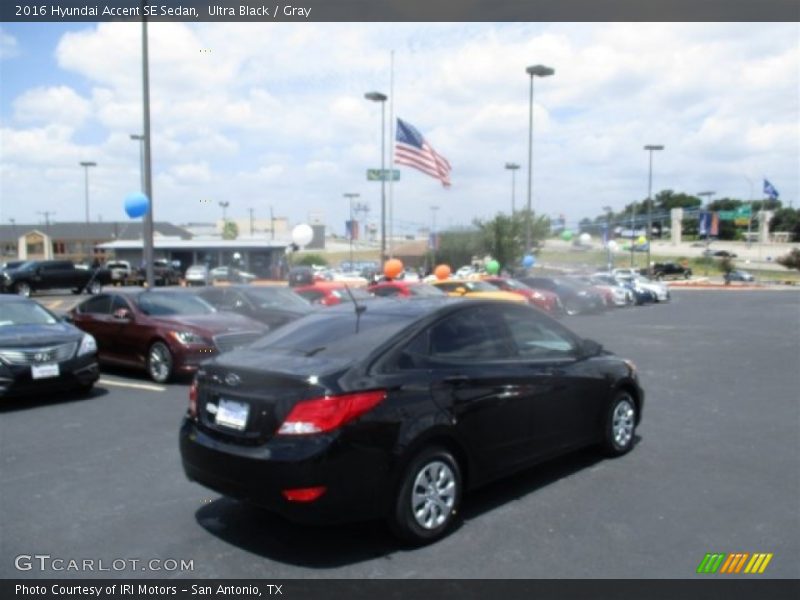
[
  {"left": 522, "top": 254, "right": 535, "bottom": 268},
  {"left": 124, "top": 192, "right": 149, "bottom": 219}
]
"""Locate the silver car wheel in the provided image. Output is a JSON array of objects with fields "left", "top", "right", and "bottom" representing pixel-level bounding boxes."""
[
  {"left": 148, "top": 342, "right": 172, "bottom": 383},
  {"left": 15, "top": 282, "right": 31, "bottom": 297},
  {"left": 411, "top": 460, "right": 457, "bottom": 530},
  {"left": 612, "top": 398, "right": 635, "bottom": 448}
]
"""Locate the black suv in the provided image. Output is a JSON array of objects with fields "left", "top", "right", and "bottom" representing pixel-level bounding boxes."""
[
  {"left": 1, "top": 260, "right": 110, "bottom": 297},
  {"left": 648, "top": 262, "right": 692, "bottom": 280}
]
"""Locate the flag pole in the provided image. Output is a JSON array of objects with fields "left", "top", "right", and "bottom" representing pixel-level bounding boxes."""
[{"left": 388, "top": 49, "right": 395, "bottom": 259}]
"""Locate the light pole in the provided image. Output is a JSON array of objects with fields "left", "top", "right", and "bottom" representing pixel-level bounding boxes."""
[
  {"left": 525, "top": 64, "right": 554, "bottom": 255},
  {"left": 602, "top": 205, "right": 613, "bottom": 271},
  {"left": 505, "top": 163, "right": 520, "bottom": 214},
  {"left": 130, "top": 134, "right": 145, "bottom": 192},
  {"left": 744, "top": 176, "right": 754, "bottom": 248},
  {"left": 698, "top": 191, "right": 715, "bottom": 276},
  {"left": 8, "top": 219, "right": 17, "bottom": 258},
  {"left": 79, "top": 161, "right": 97, "bottom": 263},
  {"left": 141, "top": 18, "right": 155, "bottom": 288},
  {"left": 219, "top": 201, "right": 230, "bottom": 225},
  {"left": 365, "top": 91, "right": 388, "bottom": 263},
  {"left": 430, "top": 205, "right": 440, "bottom": 268},
  {"left": 644, "top": 144, "right": 664, "bottom": 275},
  {"left": 344, "top": 193, "right": 360, "bottom": 269}
]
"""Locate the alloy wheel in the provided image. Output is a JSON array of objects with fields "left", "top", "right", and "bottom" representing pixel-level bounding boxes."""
[{"left": 411, "top": 460, "right": 457, "bottom": 530}]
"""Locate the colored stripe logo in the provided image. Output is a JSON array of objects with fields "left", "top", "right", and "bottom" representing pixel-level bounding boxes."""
[{"left": 697, "top": 553, "right": 773, "bottom": 574}]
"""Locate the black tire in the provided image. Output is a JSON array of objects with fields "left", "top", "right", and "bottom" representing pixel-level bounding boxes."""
[
  {"left": 86, "top": 281, "right": 102, "bottom": 295},
  {"left": 389, "top": 446, "right": 462, "bottom": 545},
  {"left": 147, "top": 341, "right": 173, "bottom": 383},
  {"left": 76, "top": 382, "right": 95, "bottom": 395},
  {"left": 602, "top": 391, "right": 638, "bottom": 457}
]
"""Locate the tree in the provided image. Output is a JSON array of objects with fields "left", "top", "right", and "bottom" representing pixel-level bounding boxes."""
[
  {"left": 222, "top": 221, "right": 239, "bottom": 240},
  {"left": 297, "top": 254, "right": 327, "bottom": 267},
  {"left": 776, "top": 248, "right": 800, "bottom": 272},
  {"left": 472, "top": 211, "right": 550, "bottom": 272},
  {"left": 655, "top": 190, "right": 702, "bottom": 211},
  {"left": 769, "top": 208, "right": 800, "bottom": 241},
  {"left": 437, "top": 229, "right": 483, "bottom": 270}
]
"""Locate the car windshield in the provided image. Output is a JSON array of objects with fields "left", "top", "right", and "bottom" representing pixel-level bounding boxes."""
[
  {"left": 0, "top": 301, "right": 59, "bottom": 326},
  {"left": 250, "top": 311, "right": 416, "bottom": 359},
  {"left": 409, "top": 284, "right": 446, "bottom": 297},
  {"left": 243, "top": 287, "right": 312, "bottom": 309},
  {"left": 135, "top": 292, "right": 216, "bottom": 316}
]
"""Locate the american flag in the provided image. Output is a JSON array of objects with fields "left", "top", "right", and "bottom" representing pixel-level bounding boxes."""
[{"left": 395, "top": 118, "right": 452, "bottom": 187}]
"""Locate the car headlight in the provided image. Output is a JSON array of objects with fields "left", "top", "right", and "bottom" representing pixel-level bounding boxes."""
[
  {"left": 532, "top": 292, "right": 544, "bottom": 300},
  {"left": 172, "top": 331, "right": 207, "bottom": 344},
  {"left": 77, "top": 334, "right": 97, "bottom": 357},
  {"left": 623, "top": 359, "right": 638, "bottom": 375}
]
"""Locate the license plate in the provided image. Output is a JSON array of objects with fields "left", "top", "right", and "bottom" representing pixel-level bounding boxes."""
[
  {"left": 31, "top": 363, "right": 60, "bottom": 379},
  {"left": 215, "top": 398, "right": 249, "bottom": 431}
]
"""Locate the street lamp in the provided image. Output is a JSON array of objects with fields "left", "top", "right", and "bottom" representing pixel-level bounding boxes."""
[
  {"left": 505, "top": 163, "right": 520, "bottom": 214},
  {"left": 79, "top": 161, "right": 97, "bottom": 262},
  {"left": 219, "top": 201, "right": 230, "bottom": 224},
  {"left": 602, "top": 205, "right": 613, "bottom": 271},
  {"left": 430, "top": 205, "right": 440, "bottom": 268},
  {"left": 698, "top": 191, "right": 715, "bottom": 276},
  {"left": 644, "top": 144, "right": 664, "bottom": 275},
  {"left": 365, "top": 91, "right": 388, "bottom": 263},
  {"left": 130, "top": 134, "right": 145, "bottom": 192},
  {"left": 525, "top": 64, "right": 554, "bottom": 255},
  {"left": 344, "top": 193, "right": 360, "bottom": 269}
]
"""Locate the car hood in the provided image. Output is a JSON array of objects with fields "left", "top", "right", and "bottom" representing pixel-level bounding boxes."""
[
  {"left": 0, "top": 322, "right": 83, "bottom": 348},
  {"left": 148, "top": 313, "right": 266, "bottom": 335}
]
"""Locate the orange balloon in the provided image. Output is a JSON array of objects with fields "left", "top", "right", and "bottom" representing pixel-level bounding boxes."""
[
  {"left": 383, "top": 258, "right": 404, "bottom": 280},
  {"left": 434, "top": 264, "right": 451, "bottom": 281}
]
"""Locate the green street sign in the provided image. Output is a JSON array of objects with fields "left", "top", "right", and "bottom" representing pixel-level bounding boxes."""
[
  {"left": 718, "top": 211, "right": 736, "bottom": 221},
  {"left": 367, "top": 169, "right": 400, "bottom": 181},
  {"left": 736, "top": 206, "right": 752, "bottom": 216}
]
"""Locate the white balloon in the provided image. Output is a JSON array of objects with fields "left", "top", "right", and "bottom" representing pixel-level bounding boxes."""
[
  {"left": 579, "top": 232, "right": 591, "bottom": 244},
  {"left": 291, "top": 223, "right": 314, "bottom": 246},
  {"left": 607, "top": 240, "right": 618, "bottom": 252}
]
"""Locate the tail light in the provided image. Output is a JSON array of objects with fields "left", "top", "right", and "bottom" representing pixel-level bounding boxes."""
[
  {"left": 188, "top": 380, "right": 199, "bottom": 419},
  {"left": 282, "top": 486, "right": 327, "bottom": 502},
  {"left": 277, "top": 390, "right": 387, "bottom": 435}
]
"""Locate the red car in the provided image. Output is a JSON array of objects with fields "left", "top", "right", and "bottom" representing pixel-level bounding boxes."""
[
  {"left": 368, "top": 280, "right": 446, "bottom": 298},
  {"left": 293, "top": 282, "right": 373, "bottom": 306},
  {"left": 69, "top": 289, "right": 267, "bottom": 383},
  {"left": 482, "top": 276, "right": 563, "bottom": 315}
]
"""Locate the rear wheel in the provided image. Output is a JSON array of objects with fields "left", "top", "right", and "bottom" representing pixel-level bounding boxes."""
[
  {"left": 86, "top": 280, "right": 102, "bottom": 295},
  {"left": 147, "top": 341, "right": 173, "bottom": 383},
  {"left": 602, "top": 392, "right": 637, "bottom": 456},
  {"left": 389, "top": 446, "right": 462, "bottom": 544},
  {"left": 14, "top": 282, "right": 31, "bottom": 297}
]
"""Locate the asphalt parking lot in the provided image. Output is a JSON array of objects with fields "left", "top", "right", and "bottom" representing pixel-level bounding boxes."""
[{"left": 1, "top": 290, "right": 798, "bottom": 579}]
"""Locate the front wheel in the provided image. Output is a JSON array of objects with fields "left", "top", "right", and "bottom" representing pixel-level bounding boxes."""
[
  {"left": 389, "top": 446, "right": 462, "bottom": 545},
  {"left": 147, "top": 341, "right": 173, "bottom": 383},
  {"left": 86, "top": 281, "right": 102, "bottom": 295},
  {"left": 602, "top": 392, "right": 638, "bottom": 457}
]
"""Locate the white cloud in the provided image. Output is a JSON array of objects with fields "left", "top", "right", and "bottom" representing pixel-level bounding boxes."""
[
  {"left": 1, "top": 22, "right": 798, "bottom": 233},
  {"left": 0, "top": 28, "right": 18, "bottom": 60}
]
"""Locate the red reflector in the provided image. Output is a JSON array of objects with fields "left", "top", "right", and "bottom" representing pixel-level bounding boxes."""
[
  {"left": 282, "top": 486, "right": 327, "bottom": 502},
  {"left": 277, "top": 389, "right": 387, "bottom": 435},
  {"left": 188, "top": 380, "right": 198, "bottom": 419}
]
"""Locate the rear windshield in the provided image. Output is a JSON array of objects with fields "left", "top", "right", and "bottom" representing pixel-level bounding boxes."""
[
  {"left": 250, "top": 311, "right": 416, "bottom": 359},
  {"left": 135, "top": 292, "right": 216, "bottom": 316}
]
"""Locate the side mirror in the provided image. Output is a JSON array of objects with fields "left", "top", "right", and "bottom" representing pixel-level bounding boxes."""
[
  {"left": 113, "top": 308, "right": 132, "bottom": 321},
  {"left": 581, "top": 338, "right": 603, "bottom": 357}
]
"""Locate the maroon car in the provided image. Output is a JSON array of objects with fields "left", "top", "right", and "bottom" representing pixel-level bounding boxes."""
[
  {"left": 69, "top": 289, "right": 267, "bottom": 383},
  {"left": 482, "top": 276, "right": 564, "bottom": 316}
]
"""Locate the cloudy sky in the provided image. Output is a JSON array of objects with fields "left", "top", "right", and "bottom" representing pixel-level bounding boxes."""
[{"left": 1, "top": 22, "right": 798, "bottom": 235}]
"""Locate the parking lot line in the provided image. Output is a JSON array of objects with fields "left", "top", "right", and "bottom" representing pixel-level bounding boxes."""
[{"left": 98, "top": 378, "right": 166, "bottom": 392}]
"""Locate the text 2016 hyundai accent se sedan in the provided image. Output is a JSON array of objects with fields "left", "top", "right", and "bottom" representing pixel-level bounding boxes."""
[{"left": 180, "top": 298, "right": 644, "bottom": 543}]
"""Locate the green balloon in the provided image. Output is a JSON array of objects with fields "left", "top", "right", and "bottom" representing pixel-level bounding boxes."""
[
  {"left": 486, "top": 260, "right": 500, "bottom": 274},
  {"left": 561, "top": 230, "right": 574, "bottom": 241}
]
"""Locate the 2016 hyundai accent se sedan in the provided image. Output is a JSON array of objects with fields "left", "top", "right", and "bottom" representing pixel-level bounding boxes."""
[{"left": 179, "top": 298, "right": 644, "bottom": 543}]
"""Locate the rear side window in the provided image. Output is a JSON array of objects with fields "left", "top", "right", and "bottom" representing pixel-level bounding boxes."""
[
  {"left": 372, "top": 286, "right": 400, "bottom": 297},
  {"left": 427, "top": 307, "right": 512, "bottom": 360}
]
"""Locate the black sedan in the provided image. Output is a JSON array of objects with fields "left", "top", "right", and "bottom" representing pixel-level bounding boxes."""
[
  {"left": 0, "top": 295, "right": 99, "bottom": 397},
  {"left": 180, "top": 298, "right": 644, "bottom": 543},
  {"left": 194, "top": 285, "right": 314, "bottom": 330}
]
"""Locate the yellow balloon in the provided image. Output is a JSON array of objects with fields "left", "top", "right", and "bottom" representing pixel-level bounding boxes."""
[{"left": 637, "top": 236, "right": 647, "bottom": 245}]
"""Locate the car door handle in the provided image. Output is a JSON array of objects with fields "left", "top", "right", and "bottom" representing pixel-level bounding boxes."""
[{"left": 443, "top": 374, "right": 470, "bottom": 385}]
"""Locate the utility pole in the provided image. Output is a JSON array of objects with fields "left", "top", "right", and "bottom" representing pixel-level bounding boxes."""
[
  {"left": 270, "top": 206, "right": 275, "bottom": 240},
  {"left": 343, "top": 193, "right": 360, "bottom": 269},
  {"left": 430, "top": 205, "right": 440, "bottom": 268},
  {"left": 248, "top": 207, "right": 254, "bottom": 236}
]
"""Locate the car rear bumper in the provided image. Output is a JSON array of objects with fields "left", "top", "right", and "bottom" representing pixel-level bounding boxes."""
[{"left": 179, "top": 418, "right": 393, "bottom": 523}]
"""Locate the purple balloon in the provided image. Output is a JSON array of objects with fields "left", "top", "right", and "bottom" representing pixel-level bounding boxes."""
[{"left": 124, "top": 193, "right": 149, "bottom": 218}]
